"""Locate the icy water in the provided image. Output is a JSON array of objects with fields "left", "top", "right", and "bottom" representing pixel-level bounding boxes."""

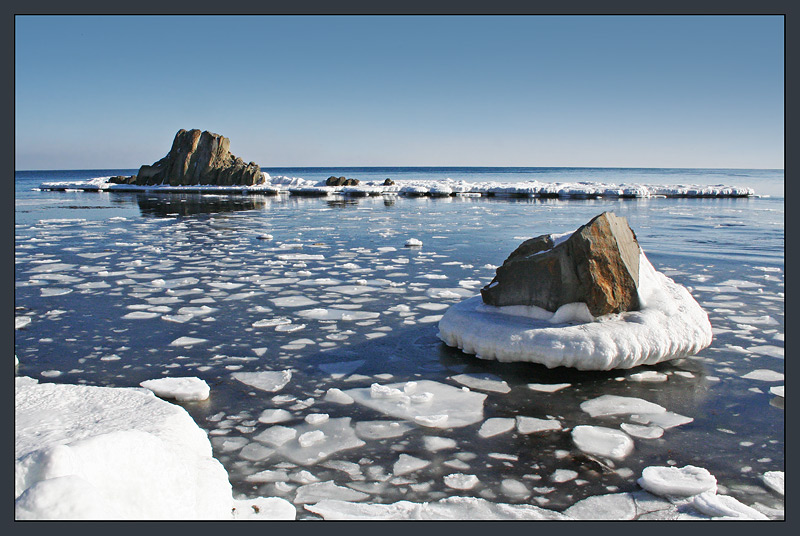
[{"left": 14, "top": 168, "right": 784, "bottom": 519}]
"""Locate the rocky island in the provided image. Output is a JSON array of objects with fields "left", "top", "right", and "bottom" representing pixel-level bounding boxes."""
[{"left": 109, "top": 129, "right": 263, "bottom": 186}]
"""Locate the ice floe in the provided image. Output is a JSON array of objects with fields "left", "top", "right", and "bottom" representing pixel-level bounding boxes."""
[
  {"left": 450, "top": 373, "right": 510, "bottom": 393},
  {"left": 344, "top": 380, "right": 486, "bottom": 428},
  {"left": 438, "top": 251, "right": 712, "bottom": 370},
  {"left": 139, "top": 377, "right": 210, "bottom": 402},
  {"left": 761, "top": 470, "right": 784, "bottom": 495},
  {"left": 637, "top": 465, "right": 717, "bottom": 497},
  {"left": 231, "top": 370, "right": 292, "bottom": 392},
  {"left": 571, "top": 425, "right": 634, "bottom": 460}
]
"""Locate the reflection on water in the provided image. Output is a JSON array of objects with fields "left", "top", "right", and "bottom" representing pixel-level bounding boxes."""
[{"left": 135, "top": 193, "right": 269, "bottom": 218}]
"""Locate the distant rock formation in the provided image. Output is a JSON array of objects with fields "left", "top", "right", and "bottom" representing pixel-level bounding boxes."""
[
  {"left": 325, "top": 176, "right": 360, "bottom": 186},
  {"left": 133, "top": 129, "right": 263, "bottom": 186},
  {"left": 480, "top": 212, "right": 641, "bottom": 316}
]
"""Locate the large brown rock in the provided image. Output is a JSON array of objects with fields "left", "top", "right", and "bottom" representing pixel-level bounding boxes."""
[
  {"left": 480, "top": 212, "right": 641, "bottom": 317},
  {"left": 134, "top": 129, "right": 263, "bottom": 186}
]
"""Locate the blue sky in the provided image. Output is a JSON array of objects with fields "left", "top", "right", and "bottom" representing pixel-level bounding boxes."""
[{"left": 15, "top": 15, "right": 784, "bottom": 170}]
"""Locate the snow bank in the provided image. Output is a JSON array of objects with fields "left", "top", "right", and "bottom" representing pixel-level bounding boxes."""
[
  {"left": 15, "top": 378, "right": 232, "bottom": 519},
  {"left": 437, "top": 251, "right": 713, "bottom": 370},
  {"left": 15, "top": 378, "right": 295, "bottom": 520},
  {"left": 38, "top": 175, "right": 755, "bottom": 199}
]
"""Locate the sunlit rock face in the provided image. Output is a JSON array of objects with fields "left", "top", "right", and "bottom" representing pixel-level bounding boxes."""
[
  {"left": 481, "top": 212, "right": 640, "bottom": 317},
  {"left": 134, "top": 129, "right": 263, "bottom": 186}
]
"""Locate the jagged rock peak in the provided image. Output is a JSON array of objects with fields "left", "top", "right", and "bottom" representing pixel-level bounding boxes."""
[
  {"left": 480, "top": 212, "right": 641, "bottom": 317},
  {"left": 134, "top": 129, "right": 263, "bottom": 186}
]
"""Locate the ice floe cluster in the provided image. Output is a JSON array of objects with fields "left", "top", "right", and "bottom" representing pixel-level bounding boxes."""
[
  {"left": 438, "top": 250, "right": 713, "bottom": 370},
  {"left": 37, "top": 174, "right": 756, "bottom": 198}
]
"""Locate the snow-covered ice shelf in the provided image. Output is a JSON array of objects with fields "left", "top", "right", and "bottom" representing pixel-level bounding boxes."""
[{"left": 37, "top": 173, "right": 757, "bottom": 199}]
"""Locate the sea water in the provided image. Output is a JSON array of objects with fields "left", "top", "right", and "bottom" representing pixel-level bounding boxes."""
[{"left": 14, "top": 167, "right": 784, "bottom": 518}]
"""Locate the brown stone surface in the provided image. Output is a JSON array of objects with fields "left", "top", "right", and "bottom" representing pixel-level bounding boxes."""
[
  {"left": 134, "top": 129, "right": 263, "bottom": 186},
  {"left": 480, "top": 212, "right": 641, "bottom": 316}
]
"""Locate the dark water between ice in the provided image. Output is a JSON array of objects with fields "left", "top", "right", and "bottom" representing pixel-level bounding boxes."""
[{"left": 14, "top": 168, "right": 784, "bottom": 518}]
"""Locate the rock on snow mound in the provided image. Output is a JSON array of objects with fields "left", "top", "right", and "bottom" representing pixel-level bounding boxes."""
[{"left": 437, "top": 249, "right": 712, "bottom": 370}]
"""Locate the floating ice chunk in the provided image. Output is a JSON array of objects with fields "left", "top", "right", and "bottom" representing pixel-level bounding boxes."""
[
  {"left": 346, "top": 380, "right": 486, "bottom": 428},
  {"left": 177, "top": 306, "right": 216, "bottom": 316},
  {"left": 691, "top": 491, "right": 768, "bottom": 519},
  {"left": 571, "top": 425, "right": 634, "bottom": 460},
  {"left": 15, "top": 381, "right": 233, "bottom": 520},
  {"left": 276, "top": 254, "right": 324, "bottom": 261},
  {"left": 252, "top": 317, "right": 292, "bottom": 328},
  {"left": 271, "top": 417, "right": 365, "bottom": 465},
  {"left": 769, "top": 385, "right": 784, "bottom": 398},
  {"left": 444, "top": 473, "right": 479, "bottom": 490},
  {"left": 478, "top": 418, "right": 516, "bottom": 438},
  {"left": 393, "top": 454, "right": 430, "bottom": 476},
  {"left": 232, "top": 370, "right": 292, "bottom": 392},
  {"left": 746, "top": 345, "right": 784, "bottom": 358},
  {"left": 500, "top": 479, "right": 530, "bottom": 498},
  {"left": 638, "top": 465, "right": 717, "bottom": 497},
  {"left": 627, "top": 370, "right": 668, "bottom": 382},
  {"left": 304, "top": 414, "right": 330, "bottom": 425},
  {"left": 742, "top": 369, "right": 784, "bottom": 382},
  {"left": 438, "top": 252, "right": 713, "bottom": 370},
  {"left": 629, "top": 411, "right": 693, "bottom": 430},
  {"left": 169, "top": 336, "right": 207, "bottom": 347},
  {"left": 245, "top": 469, "right": 290, "bottom": 483},
  {"left": 450, "top": 373, "right": 511, "bottom": 394},
  {"left": 231, "top": 497, "right": 295, "bottom": 520},
  {"left": 269, "top": 296, "right": 319, "bottom": 308},
  {"left": 300, "top": 308, "right": 375, "bottom": 322},
  {"left": 620, "top": 423, "right": 664, "bottom": 439},
  {"left": 238, "top": 442, "right": 274, "bottom": 462},
  {"left": 305, "top": 496, "right": 569, "bottom": 520},
  {"left": 404, "top": 238, "right": 423, "bottom": 247},
  {"left": 162, "top": 314, "right": 193, "bottom": 324},
  {"left": 257, "top": 409, "right": 292, "bottom": 424},
  {"left": 527, "top": 382, "right": 571, "bottom": 393},
  {"left": 423, "top": 436, "right": 457, "bottom": 452},
  {"left": 355, "top": 421, "right": 413, "bottom": 440},
  {"left": 515, "top": 416, "right": 562, "bottom": 434},
  {"left": 298, "top": 430, "right": 326, "bottom": 448},
  {"left": 40, "top": 288, "right": 73, "bottom": 297},
  {"left": 325, "top": 388, "right": 355, "bottom": 405},
  {"left": 255, "top": 426, "right": 297, "bottom": 447},
  {"left": 294, "top": 481, "right": 369, "bottom": 504},
  {"left": 139, "top": 377, "right": 210, "bottom": 402},
  {"left": 761, "top": 471, "right": 784, "bottom": 495},
  {"left": 564, "top": 492, "right": 637, "bottom": 520},
  {"left": 580, "top": 394, "right": 666, "bottom": 418},
  {"left": 551, "top": 469, "right": 578, "bottom": 483},
  {"left": 16, "top": 316, "right": 32, "bottom": 329}
]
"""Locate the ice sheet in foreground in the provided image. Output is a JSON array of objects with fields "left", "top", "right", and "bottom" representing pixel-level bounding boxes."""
[
  {"left": 344, "top": 380, "right": 486, "bottom": 428},
  {"left": 437, "top": 251, "right": 712, "bottom": 370},
  {"left": 15, "top": 378, "right": 233, "bottom": 519}
]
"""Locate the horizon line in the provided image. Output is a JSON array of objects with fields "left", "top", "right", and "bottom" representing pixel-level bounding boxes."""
[{"left": 14, "top": 165, "right": 785, "bottom": 173}]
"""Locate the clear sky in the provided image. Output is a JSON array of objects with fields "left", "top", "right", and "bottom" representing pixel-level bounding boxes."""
[{"left": 15, "top": 15, "right": 784, "bottom": 170}]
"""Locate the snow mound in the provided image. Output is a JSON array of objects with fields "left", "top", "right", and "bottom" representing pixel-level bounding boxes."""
[
  {"left": 15, "top": 378, "right": 231, "bottom": 519},
  {"left": 139, "top": 377, "right": 210, "bottom": 402},
  {"left": 437, "top": 251, "right": 712, "bottom": 370}
]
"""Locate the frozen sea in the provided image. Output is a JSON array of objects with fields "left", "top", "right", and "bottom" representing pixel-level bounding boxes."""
[{"left": 14, "top": 167, "right": 784, "bottom": 519}]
